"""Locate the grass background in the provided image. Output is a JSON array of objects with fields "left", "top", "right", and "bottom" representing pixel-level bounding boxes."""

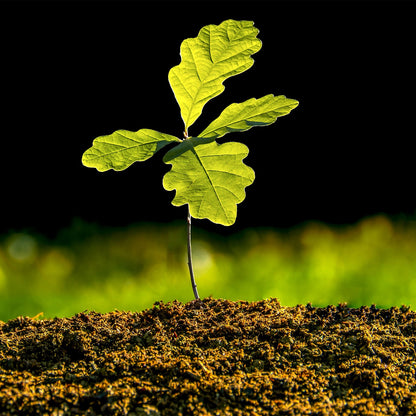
[{"left": 1, "top": 215, "right": 415, "bottom": 322}]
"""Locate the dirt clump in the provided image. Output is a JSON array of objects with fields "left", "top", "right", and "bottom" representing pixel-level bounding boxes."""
[{"left": 1, "top": 298, "right": 416, "bottom": 415}]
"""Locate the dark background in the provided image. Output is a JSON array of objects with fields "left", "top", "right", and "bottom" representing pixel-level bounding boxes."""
[{"left": 1, "top": 0, "right": 415, "bottom": 236}]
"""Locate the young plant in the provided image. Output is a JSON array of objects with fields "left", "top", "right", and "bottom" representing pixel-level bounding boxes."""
[{"left": 82, "top": 19, "right": 299, "bottom": 300}]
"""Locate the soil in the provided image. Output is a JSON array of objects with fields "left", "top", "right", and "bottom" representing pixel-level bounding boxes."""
[{"left": 1, "top": 298, "right": 416, "bottom": 416}]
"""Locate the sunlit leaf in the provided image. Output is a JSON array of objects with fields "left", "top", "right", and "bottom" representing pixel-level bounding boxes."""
[
  {"left": 199, "top": 94, "right": 299, "bottom": 139},
  {"left": 168, "top": 19, "right": 262, "bottom": 132},
  {"left": 82, "top": 19, "right": 299, "bottom": 228},
  {"left": 163, "top": 138, "right": 255, "bottom": 226},
  {"left": 82, "top": 129, "right": 181, "bottom": 172}
]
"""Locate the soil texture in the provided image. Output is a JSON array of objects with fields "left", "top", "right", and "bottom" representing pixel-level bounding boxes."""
[{"left": 1, "top": 298, "right": 416, "bottom": 415}]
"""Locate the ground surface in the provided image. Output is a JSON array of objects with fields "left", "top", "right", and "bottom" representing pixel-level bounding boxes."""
[{"left": 1, "top": 298, "right": 416, "bottom": 415}]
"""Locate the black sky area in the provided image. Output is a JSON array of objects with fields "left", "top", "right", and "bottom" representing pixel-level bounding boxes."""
[{"left": 1, "top": 0, "right": 415, "bottom": 236}]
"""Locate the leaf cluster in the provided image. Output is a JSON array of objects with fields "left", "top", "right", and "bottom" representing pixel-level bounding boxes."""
[{"left": 82, "top": 20, "right": 298, "bottom": 226}]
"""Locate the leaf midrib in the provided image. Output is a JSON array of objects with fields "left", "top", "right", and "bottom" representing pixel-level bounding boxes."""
[
  {"left": 183, "top": 32, "right": 256, "bottom": 130},
  {"left": 190, "top": 145, "right": 229, "bottom": 221},
  {"left": 87, "top": 136, "right": 171, "bottom": 162},
  {"left": 200, "top": 106, "right": 267, "bottom": 138}
]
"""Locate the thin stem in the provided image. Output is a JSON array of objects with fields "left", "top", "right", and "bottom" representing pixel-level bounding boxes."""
[{"left": 187, "top": 208, "right": 200, "bottom": 300}]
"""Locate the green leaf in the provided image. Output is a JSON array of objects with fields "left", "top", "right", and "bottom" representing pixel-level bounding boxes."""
[
  {"left": 168, "top": 19, "right": 262, "bottom": 133},
  {"left": 163, "top": 138, "right": 255, "bottom": 226},
  {"left": 82, "top": 129, "right": 181, "bottom": 172},
  {"left": 198, "top": 94, "right": 299, "bottom": 139}
]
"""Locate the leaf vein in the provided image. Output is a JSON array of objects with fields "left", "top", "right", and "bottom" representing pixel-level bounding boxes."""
[
  {"left": 191, "top": 147, "right": 227, "bottom": 219},
  {"left": 206, "top": 169, "right": 251, "bottom": 179},
  {"left": 85, "top": 139, "right": 165, "bottom": 161}
]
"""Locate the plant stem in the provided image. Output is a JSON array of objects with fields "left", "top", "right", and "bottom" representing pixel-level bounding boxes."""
[{"left": 187, "top": 208, "right": 200, "bottom": 300}]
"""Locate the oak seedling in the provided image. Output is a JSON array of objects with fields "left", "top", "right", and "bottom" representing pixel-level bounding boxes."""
[{"left": 82, "top": 19, "right": 299, "bottom": 300}]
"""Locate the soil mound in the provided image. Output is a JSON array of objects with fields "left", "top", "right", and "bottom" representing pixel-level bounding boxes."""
[{"left": 1, "top": 298, "right": 416, "bottom": 415}]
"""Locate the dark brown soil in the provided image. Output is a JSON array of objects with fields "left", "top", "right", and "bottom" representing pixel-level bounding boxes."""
[{"left": 1, "top": 298, "right": 416, "bottom": 415}]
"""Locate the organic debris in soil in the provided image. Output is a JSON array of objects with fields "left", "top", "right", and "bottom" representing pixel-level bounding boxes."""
[{"left": 1, "top": 298, "right": 416, "bottom": 415}]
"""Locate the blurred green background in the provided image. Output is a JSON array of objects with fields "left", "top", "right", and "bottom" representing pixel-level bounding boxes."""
[{"left": 1, "top": 214, "right": 415, "bottom": 321}]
